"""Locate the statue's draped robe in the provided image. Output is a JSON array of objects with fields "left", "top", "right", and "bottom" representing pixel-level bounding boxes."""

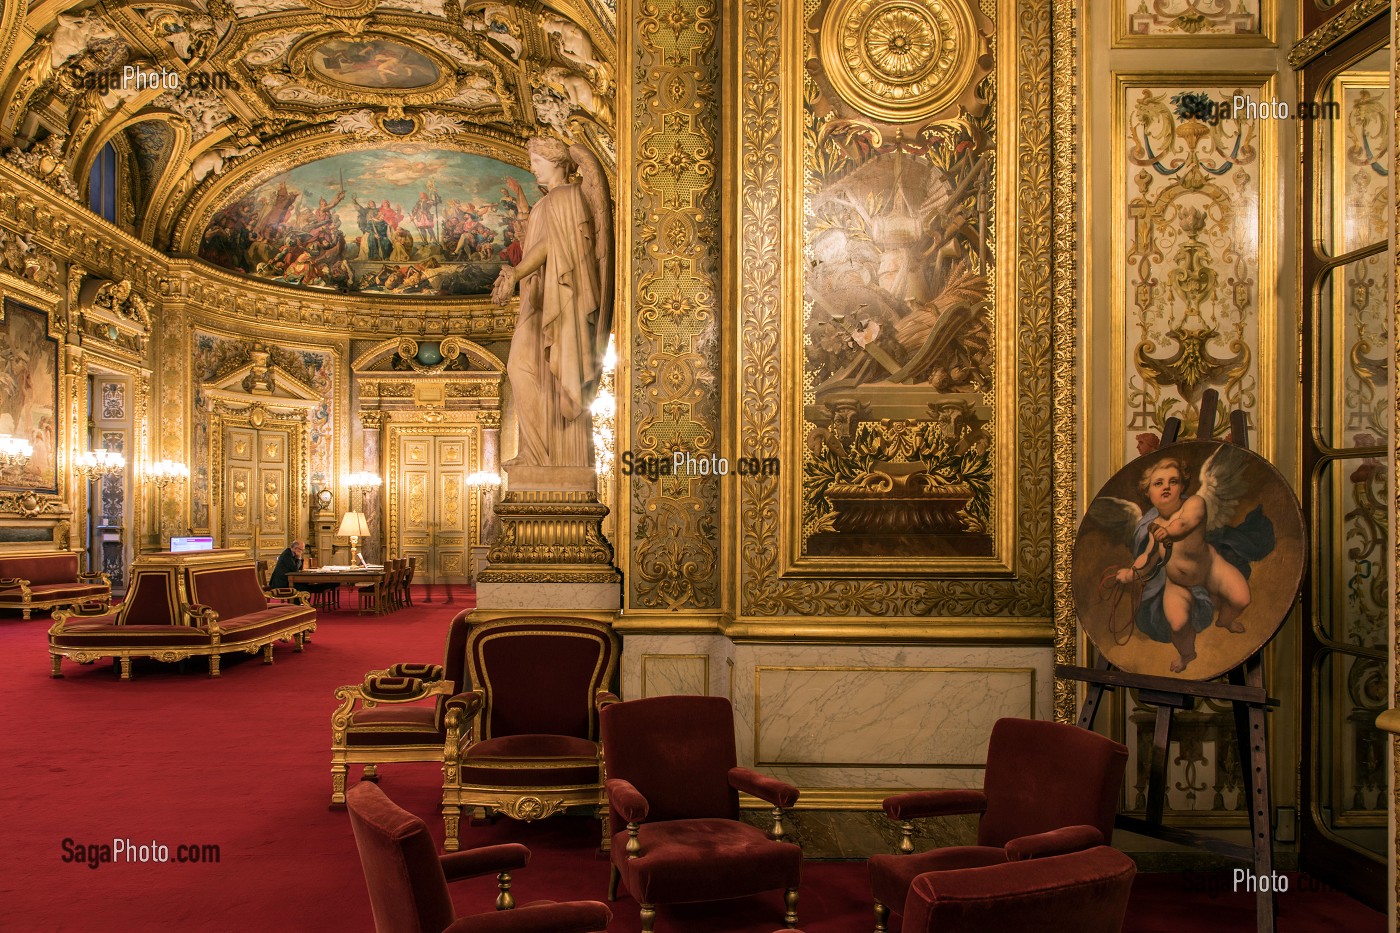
[{"left": 507, "top": 182, "right": 600, "bottom": 467}]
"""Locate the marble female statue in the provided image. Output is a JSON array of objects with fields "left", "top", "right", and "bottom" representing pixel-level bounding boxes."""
[{"left": 491, "top": 137, "right": 613, "bottom": 468}]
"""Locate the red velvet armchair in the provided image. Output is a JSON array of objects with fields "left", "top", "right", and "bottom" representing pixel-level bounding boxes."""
[
  {"left": 440, "top": 614, "right": 619, "bottom": 853},
  {"left": 346, "top": 782, "right": 611, "bottom": 933},
  {"left": 897, "top": 845, "right": 1136, "bottom": 933},
  {"left": 600, "top": 695, "right": 802, "bottom": 933},
  {"left": 869, "top": 718, "right": 1128, "bottom": 932},
  {"left": 331, "top": 613, "right": 472, "bottom": 805}
]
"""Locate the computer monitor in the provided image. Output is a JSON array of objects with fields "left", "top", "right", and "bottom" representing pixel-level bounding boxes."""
[{"left": 169, "top": 536, "right": 214, "bottom": 553}]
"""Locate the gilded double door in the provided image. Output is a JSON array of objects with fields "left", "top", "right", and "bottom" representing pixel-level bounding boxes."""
[
  {"left": 396, "top": 436, "right": 471, "bottom": 586},
  {"left": 222, "top": 425, "right": 294, "bottom": 565}
]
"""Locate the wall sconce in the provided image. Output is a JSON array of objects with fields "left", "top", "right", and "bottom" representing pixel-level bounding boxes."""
[
  {"left": 146, "top": 459, "right": 190, "bottom": 488},
  {"left": 465, "top": 470, "right": 502, "bottom": 488},
  {"left": 74, "top": 447, "right": 125, "bottom": 479},
  {"left": 346, "top": 472, "right": 383, "bottom": 494},
  {"left": 0, "top": 434, "right": 34, "bottom": 471}
]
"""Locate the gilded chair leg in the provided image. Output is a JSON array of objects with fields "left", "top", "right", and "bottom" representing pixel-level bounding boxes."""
[
  {"left": 51, "top": 654, "right": 63, "bottom": 678},
  {"left": 784, "top": 888, "right": 798, "bottom": 928},
  {"left": 209, "top": 654, "right": 221, "bottom": 677},
  {"left": 607, "top": 864, "right": 620, "bottom": 901},
  {"left": 330, "top": 764, "right": 348, "bottom": 806},
  {"left": 262, "top": 643, "right": 274, "bottom": 664},
  {"left": 495, "top": 870, "right": 514, "bottom": 910},
  {"left": 639, "top": 904, "right": 656, "bottom": 933},
  {"left": 362, "top": 763, "right": 379, "bottom": 782},
  {"left": 443, "top": 805, "right": 461, "bottom": 853},
  {"left": 118, "top": 656, "right": 132, "bottom": 680},
  {"left": 899, "top": 820, "right": 915, "bottom": 854},
  {"left": 294, "top": 632, "right": 305, "bottom": 652},
  {"left": 598, "top": 803, "right": 611, "bottom": 852},
  {"left": 874, "top": 900, "right": 888, "bottom": 933}
]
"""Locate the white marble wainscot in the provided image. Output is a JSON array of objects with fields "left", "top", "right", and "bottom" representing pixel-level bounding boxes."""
[
  {"left": 730, "top": 642, "right": 1053, "bottom": 794},
  {"left": 475, "top": 580, "right": 620, "bottom": 610},
  {"left": 618, "top": 633, "right": 734, "bottom": 700}
]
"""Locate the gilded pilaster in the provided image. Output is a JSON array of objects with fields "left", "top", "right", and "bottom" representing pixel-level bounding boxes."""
[
  {"left": 1050, "top": 0, "right": 1080, "bottom": 723},
  {"left": 619, "top": 0, "right": 723, "bottom": 611}
]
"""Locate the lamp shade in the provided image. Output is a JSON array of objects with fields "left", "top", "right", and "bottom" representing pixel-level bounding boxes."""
[{"left": 337, "top": 511, "right": 370, "bottom": 538}]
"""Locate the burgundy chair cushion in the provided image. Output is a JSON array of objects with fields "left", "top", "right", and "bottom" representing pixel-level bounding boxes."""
[
  {"left": 0, "top": 552, "right": 80, "bottom": 586},
  {"left": 25, "top": 583, "right": 108, "bottom": 599},
  {"left": 468, "top": 622, "right": 616, "bottom": 740},
  {"left": 458, "top": 733, "right": 600, "bottom": 787},
  {"left": 600, "top": 695, "right": 739, "bottom": 836},
  {"left": 186, "top": 566, "right": 268, "bottom": 621},
  {"left": 51, "top": 624, "right": 212, "bottom": 647},
  {"left": 347, "top": 706, "right": 443, "bottom": 746},
  {"left": 466, "top": 734, "right": 597, "bottom": 760},
  {"left": 869, "top": 846, "right": 1009, "bottom": 913},
  {"left": 610, "top": 819, "right": 801, "bottom": 904},
  {"left": 217, "top": 607, "right": 315, "bottom": 639},
  {"left": 346, "top": 782, "right": 456, "bottom": 933},
  {"left": 900, "top": 846, "right": 1136, "bottom": 933},
  {"left": 978, "top": 719, "right": 1128, "bottom": 848}
]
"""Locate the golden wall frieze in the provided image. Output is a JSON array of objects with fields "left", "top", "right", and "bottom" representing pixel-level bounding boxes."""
[
  {"left": 0, "top": 163, "right": 165, "bottom": 298},
  {"left": 733, "top": 0, "right": 1054, "bottom": 620},
  {"left": 1289, "top": 0, "right": 1389, "bottom": 67},
  {"left": 1049, "top": 0, "right": 1079, "bottom": 724},
  {"left": 621, "top": 0, "right": 723, "bottom": 612}
]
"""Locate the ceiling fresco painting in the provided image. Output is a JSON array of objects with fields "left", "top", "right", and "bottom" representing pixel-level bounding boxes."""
[
  {"left": 308, "top": 37, "right": 441, "bottom": 89},
  {"left": 198, "top": 148, "right": 540, "bottom": 295},
  {"left": 0, "top": 0, "right": 617, "bottom": 289}
]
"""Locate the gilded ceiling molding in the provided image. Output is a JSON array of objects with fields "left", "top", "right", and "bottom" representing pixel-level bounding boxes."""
[
  {"left": 1288, "top": 0, "right": 1389, "bottom": 67},
  {"left": 734, "top": 0, "right": 1055, "bottom": 623},
  {"left": 1050, "top": 0, "right": 1080, "bottom": 724},
  {"left": 620, "top": 0, "right": 722, "bottom": 610}
]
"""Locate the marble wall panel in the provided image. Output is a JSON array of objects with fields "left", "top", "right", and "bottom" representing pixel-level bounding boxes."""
[{"left": 751, "top": 666, "right": 1035, "bottom": 770}]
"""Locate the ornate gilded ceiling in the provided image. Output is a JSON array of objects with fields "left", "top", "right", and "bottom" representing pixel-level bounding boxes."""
[{"left": 0, "top": 0, "right": 615, "bottom": 272}]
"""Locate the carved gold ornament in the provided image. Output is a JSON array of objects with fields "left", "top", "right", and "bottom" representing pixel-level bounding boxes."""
[{"left": 820, "top": 0, "right": 979, "bottom": 123}]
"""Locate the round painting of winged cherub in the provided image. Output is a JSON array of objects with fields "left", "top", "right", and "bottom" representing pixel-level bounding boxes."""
[{"left": 1072, "top": 441, "right": 1305, "bottom": 681}]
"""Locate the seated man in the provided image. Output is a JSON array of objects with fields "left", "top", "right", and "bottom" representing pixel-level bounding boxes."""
[{"left": 269, "top": 541, "right": 334, "bottom": 595}]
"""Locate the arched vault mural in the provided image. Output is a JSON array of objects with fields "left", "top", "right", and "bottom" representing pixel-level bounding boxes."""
[{"left": 198, "top": 148, "right": 539, "bottom": 296}]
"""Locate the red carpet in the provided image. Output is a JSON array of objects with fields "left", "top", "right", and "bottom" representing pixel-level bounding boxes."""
[{"left": 0, "top": 591, "right": 1385, "bottom": 932}]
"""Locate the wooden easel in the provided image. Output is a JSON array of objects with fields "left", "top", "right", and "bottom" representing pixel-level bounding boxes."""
[{"left": 1058, "top": 390, "right": 1282, "bottom": 933}]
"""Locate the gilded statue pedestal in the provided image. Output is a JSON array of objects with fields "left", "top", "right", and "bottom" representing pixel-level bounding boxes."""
[{"left": 475, "top": 465, "right": 621, "bottom": 611}]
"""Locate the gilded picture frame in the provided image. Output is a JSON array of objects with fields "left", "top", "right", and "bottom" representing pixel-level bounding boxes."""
[{"left": 732, "top": 0, "right": 1055, "bottom": 614}]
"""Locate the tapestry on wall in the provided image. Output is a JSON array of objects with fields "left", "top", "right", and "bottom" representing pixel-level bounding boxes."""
[
  {"left": 198, "top": 148, "right": 539, "bottom": 296},
  {"left": 0, "top": 300, "right": 57, "bottom": 492}
]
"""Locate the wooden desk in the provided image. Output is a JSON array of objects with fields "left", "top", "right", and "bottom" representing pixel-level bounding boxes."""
[{"left": 287, "top": 567, "right": 387, "bottom": 614}]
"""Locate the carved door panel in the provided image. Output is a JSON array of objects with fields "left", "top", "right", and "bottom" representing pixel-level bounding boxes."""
[
  {"left": 222, "top": 425, "right": 291, "bottom": 565},
  {"left": 395, "top": 435, "right": 471, "bottom": 586},
  {"left": 435, "top": 438, "right": 468, "bottom": 584}
]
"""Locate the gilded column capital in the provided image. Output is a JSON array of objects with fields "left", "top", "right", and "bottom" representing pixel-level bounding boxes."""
[
  {"left": 360, "top": 410, "right": 389, "bottom": 429},
  {"left": 478, "top": 410, "right": 502, "bottom": 429}
]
